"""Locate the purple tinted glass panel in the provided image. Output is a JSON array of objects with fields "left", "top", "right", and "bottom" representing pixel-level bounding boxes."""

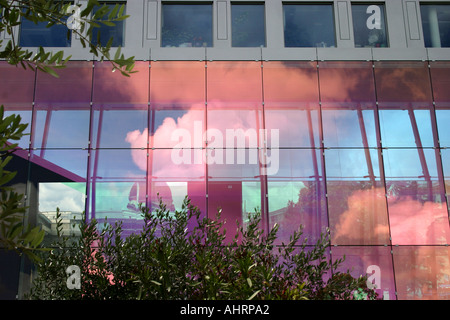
[
  {"left": 0, "top": 61, "right": 35, "bottom": 106},
  {"left": 429, "top": 61, "right": 450, "bottom": 108},
  {"left": 207, "top": 61, "right": 262, "bottom": 107},
  {"left": 34, "top": 61, "right": 92, "bottom": 106},
  {"left": 379, "top": 108, "right": 437, "bottom": 148},
  {"left": 325, "top": 148, "right": 390, "bottom": 245},
  {"left": 3, "top": 108, "right": 32, "bottom": 149},
  {"left": 264, "top": 106, "right": 320, "bottom": 148},
  {"left": 91, "top": 105, "right": 148, "bottom": 149},
  {"left": 383, "top": 148, "right": 450, "bottom": 245},
  {"left": 268, "top": 149, "right": 327, "bottom": 244},
  {"left": 332, "top": 246, "right": 396, "bottom": 300},
  {"left": 318, "top": 61, "right": 376, "bottom": 107},
  {"left": 32, "top": 107, "right": 90, "bottom": 149},
  {"left": 393, "top": 246, "right": 450, "bottom": 300},
  {"left": 150, "top": 61, "right": 205, "bottom": 106},
  {"left": 374, "top": 61, "right": 433, "bottom": 107},
  {"left": 322, "top": 107, "right": 378, "bottom": 148},
  {"left": 262, "top": 61, "right": 319, "bottom": 106},
  {"left": 92, "top": 61, "right": 149, "bottom": 104}
]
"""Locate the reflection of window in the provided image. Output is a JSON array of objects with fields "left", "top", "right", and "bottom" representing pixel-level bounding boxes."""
[
  {"left": 161, "top": 3, "right": 213, "bottom": 47},
  {"left": 283, "top": 4, "right": 336, "bottom": 47},
  {"left": 19, "top": 10, "right": 72, "bottom": 47},
  {"left": 352, "top": 4, "right": 388, "bottom": 48},
  {"left": 91, "top": 2, "right": 126, "bottom": 47},
  {"left": 231, "top": 3, "right": 265, "bottom": 47},
  {"left": 421, "top": 4, "right": 450, "bottom": 48}
]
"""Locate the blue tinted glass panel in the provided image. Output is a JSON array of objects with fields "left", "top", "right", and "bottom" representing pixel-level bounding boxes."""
[
  {"left": 162, "top": 4, "right": 213, "bottom": 47},
  {"left": 20, "top": 17, "right": 71, "bottom": 47},
  {"left": 231, "top": 4, "right": 265, "bottom": 47},
  {"left": 421, "top": 4, "right": 450, "bottom": 48},
  {"left": 92, "top": 3, "right": 126, "bottom": 47},
  {"left": 283, "top": 4, "right": 335, "bottom": 47},
  {"left": 352, "top": 4, "right": 388, "bottom": 48}
]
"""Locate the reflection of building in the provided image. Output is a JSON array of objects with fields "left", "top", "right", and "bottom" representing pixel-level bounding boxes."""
[{"left": 1, "top": 0, "right": 450, "bottom": 300}]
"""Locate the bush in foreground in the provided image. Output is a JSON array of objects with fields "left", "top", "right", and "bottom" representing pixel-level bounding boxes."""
[{"left": 27, "top": 197, "right": 378, "bottom": 300}]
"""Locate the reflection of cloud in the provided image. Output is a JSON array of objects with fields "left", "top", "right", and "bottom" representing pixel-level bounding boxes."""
[
  {"left": 332, "top": 187, "right": 450, "bottom": 245},
  {"left": 39, "top": 183, "right": 85, "bottom": 212}
]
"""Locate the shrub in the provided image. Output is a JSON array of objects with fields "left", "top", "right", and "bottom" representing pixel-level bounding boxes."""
[{"left": 27, "top": 197, "right": 378, "bottom": 300}]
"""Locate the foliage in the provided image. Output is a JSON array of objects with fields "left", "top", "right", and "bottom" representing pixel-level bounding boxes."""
[
  {"left": 27, "top": 197, "right": 379, "bottom": 300},
  {"left": 0, "top": 0, "right": 135, "bottom": 76},
  {"left": 0, "top": 106, "right": 46, "bottom": 262}
]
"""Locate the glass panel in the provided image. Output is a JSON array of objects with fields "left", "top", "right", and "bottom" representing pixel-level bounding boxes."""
[
  {"left": 161, "top": 3, "right": 213, "bottom": 47},
  {"left": 92, "top": 2, "right": 126, "bottom": 47},
  {"left": 149, "top": 61, "right": 205, "bottom": 106},
  {"left": 19, "top": 12, "right": 71, "bottom": 47},
  {"left": 231, "top": 3, "right": 265, "bottom": 47},
  {"left": 332, "top": 247, "right": 396, "bottom": 300},
  {"left": 0, "top": 61, "right": 35, "bottom": 106},
  {"left": 268, "top": 149, "right": 327, "bottom": 245},
  {"left": 149, "top": 148, "right": 206, "bottom": 223},
  {"left": 283, "top": 4, "right": 336, "bottom": 48},
  {"left": 262, "top": 61, "right": 319, "bottom": 106},
  {"left": 440, "top": 149, "right": 450, "bottom": 207},
  {"left": 151, "top": 107, "right": 205, "bottom": 149},
  {"left": 207, "top": 61, "right": 262, "bottom": 106},
  {"left": 383, "top": 149, "right": 450, "bottom": 245},
  {"left": 325, "top": 149, "right": 390, "bottom": 245},
  {"left": 32, "top": 106, "right": 90, "bottom": 149},
  {"left": 92, "top": 61, "right": 149, "bottom": 104},
  {"left": 91, "top": 104, "right": 148, "bottom": 149},
  {"left": 374, "top": 61, "right": 433, "bottom": 107},
  {"left": 393, "top": 246, "right": 450, "bottom": 300},
  {"left": 88, "top": 149, "right": 147, "bottom": 235},
  {"left": 420, "top": 4, "right": 450, "bottom": 48},
  {"left": 318, "top": 61, "right": 376, "bottom": 107},
  {"left": 429, "top": 61, "right": 450, "bottom": 108},
  {"left": 378, "top": 108, "right": 437, "bottom": 148},
  {"left": 34, "top": 61, "right": 93, "bottom": 106},
  {"left": 352, "top": 4, "right": 388, "bottom": 48},
  {"left": 322, "top": 107, "right": 378, "bottom": 148},
  {"left": 264, "top": 106, "right": 320, "bottom": 148}
]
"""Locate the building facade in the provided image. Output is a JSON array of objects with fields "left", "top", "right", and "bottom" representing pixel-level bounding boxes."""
[{"left": 1, "top": 0, "right": 450, "bottom": 300}]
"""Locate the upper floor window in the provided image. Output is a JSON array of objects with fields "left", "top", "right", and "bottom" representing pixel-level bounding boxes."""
[
  {"left": 19, "top": 8, "right": 72, "bottom": 47},
  {"left": 420, "top": 4, "right": 450, "bottom": 48},
  {"left": 161, "top": 3, "right": 213, "bottom": 47},
  {"left": 231, "top": 3, "right": 266, "bottom": 47},
  {"left": 91, "top": 2, "right": 126, "bottom": 47},
  {"left": 352, "top": 3, "right": 388, "bottom": 48},
  {"left": 283, "top": 3, "right": 336, "bottom": 48}
]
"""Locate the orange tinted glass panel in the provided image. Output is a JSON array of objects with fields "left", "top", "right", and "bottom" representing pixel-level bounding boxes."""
[{"left": 429, "top": 61, "right": 450, "bottom": 107}]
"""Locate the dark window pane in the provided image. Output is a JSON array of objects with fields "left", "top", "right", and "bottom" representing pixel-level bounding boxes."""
[
  {"left": 231, "top": 3, "right": 265, "bottom": 47},
  {"left": 283, "top": 4, "right": 335, "bottom": 47},
  {"left": 91, "top": 3, "right": 126, "bottom": 47},
  {"left": 20, "top": 15, "right": 71, "bottom": 47},
  {"left": 352, "top": 4, "right": 388, "bottom": 48},
  {"left": 421, "top": 4, "right": 450, "bottom": 48},
  {"left": 162, "top": 3, "right": 213, "bottom": 47}
]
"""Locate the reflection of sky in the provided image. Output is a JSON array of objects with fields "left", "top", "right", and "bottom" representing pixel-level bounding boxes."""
[{"left": 39, "top": 183, "right": 85, "bottom": 213}]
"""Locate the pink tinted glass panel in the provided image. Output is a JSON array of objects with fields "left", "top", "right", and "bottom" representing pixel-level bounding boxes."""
[
  {"left": 393, "top": 246, "right": 450, "bottom": 300},
  {"left": 150, "top": 61, "right": 205, "bottom": 105},
  {"left": 207, "top": 61, "right": 262, "bottom": 106},
  {"left": 92, "top": 61, "right": 149, "bottom": 104},
  {"left": 374, "top": 61, "right": 433, "bottom": 107},
  {"left": 318, "top": 61, "right": 375, "bottom": 106},
  {"left": 0, "top": 61, "right": 35, "bottom": 106},
  {"left": 325, "top": 148, "right": 390, "bottom": 245},
  {"left": 34, "top": 61, "right": 92, "bottom": 105},
  {"left": 332, "top": 246, "right": 396, "bottom": 300},
  {"left": 268, "top": 149, "right": 327, "bottom": 245},
  {"left": 429, "top": 61, "right": 450, "bottom": 108},
  {"left": 262, "top": 61, "right": 319, "bottom": 106}
]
